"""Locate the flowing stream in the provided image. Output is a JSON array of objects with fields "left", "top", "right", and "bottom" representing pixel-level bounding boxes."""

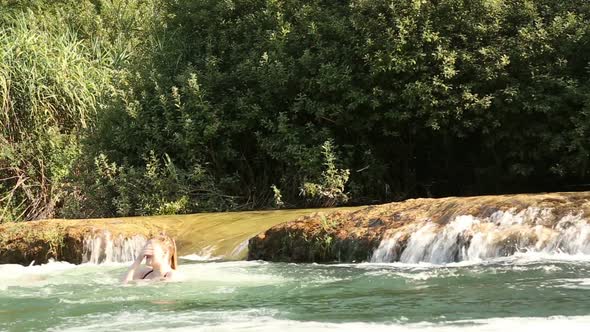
[
  {"left": 2, "top": 255, "right": 590, "bottom": 331},
  {"left": 3, "top": 206, "right": 590, "bottom": 331}
]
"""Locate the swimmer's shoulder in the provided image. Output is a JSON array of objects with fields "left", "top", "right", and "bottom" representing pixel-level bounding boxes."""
[{"left": 133, "top": 266, "right": 153, "bottom": 280}]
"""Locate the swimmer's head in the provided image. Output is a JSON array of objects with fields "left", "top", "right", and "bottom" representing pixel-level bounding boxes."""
[{"left": 145, "top": 235, "right": 177, "bottom": 270}]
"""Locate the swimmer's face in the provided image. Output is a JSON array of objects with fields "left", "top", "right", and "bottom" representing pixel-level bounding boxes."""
[{"left": 145, "top": 240, "right": 168, "bottom": 268}]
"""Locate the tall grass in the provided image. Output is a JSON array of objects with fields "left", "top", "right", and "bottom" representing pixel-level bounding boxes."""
[
  {"left": 1, "top": 12, "right": 110, "bottom": 131},
  {"left": 0, "top": 0, "right": 168, "bottom": 222},
  {"left": 0, "top": 8, "right": 112, "bottom": 221}
]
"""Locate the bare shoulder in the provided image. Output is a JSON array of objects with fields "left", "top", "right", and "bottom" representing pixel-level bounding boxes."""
[{"left": 133, "top": 266, "right": 153, "bottom": 280}]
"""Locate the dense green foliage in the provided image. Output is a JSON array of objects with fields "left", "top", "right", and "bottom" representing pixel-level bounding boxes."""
[{"left": 1, "top": 0, "right": 590, "bottom": 221}]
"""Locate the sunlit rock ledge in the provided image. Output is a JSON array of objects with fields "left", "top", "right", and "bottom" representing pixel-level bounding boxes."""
[
  {"left": 0, "top": 218, "right": 162, "bottom": 265},
  {"left": 0, "top": 208, "right": 350, "bottom": 265},
  {"left": 247, "top": 192, "right": 590, "bottom": 263}
]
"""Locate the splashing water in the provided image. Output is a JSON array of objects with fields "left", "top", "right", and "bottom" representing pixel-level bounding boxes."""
[
  {"left": 5, "top": 204, "right": 590, "bottom": 330},
  {"left": 371, "top": 208, "right": 590, "bottom": 263},
  {"left": 229, "top": 239, "right": 250, "bottom": 258},
  {"left": 181, "top": 246, "right": 223, "bottom": 262},
  {"left": 3, "top": 258, "right": 590, "bottom": 331},
  {"left": 83, "top": 232, "right": 147, "bottom": 264}
]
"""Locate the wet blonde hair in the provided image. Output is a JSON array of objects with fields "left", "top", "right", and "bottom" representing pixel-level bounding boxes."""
[{"left": 152, "top": 234, "right": 178, "bottom": 270}]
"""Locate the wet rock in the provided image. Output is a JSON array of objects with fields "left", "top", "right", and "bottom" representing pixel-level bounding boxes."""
[
  {"left": 368, "top": 219, "right": 384, "bottom": 227},
  {"left": 248, "top": 192, "right": 590, "bottom": 263},
  {"left": 0, "top": 219, "right": 160, "bottom": 265},
  {"left": 0, "top": 207, "right": 355, "bottom": 265}
]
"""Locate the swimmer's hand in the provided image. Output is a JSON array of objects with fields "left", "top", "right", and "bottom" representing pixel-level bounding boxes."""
[
  {"left": 138, "top": 243, "right": 154, "bottom": 262},
  {"left": 121, "top": 242, "right": 153, "bottom": 283}
]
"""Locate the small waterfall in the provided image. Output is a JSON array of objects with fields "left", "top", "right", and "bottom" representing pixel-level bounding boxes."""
[
  {"left": 370, "top": 232, "right": 405, "bottom": 263},
  {"left": 229, "top": 239, "right": 250, "bottom": 258},
  {"left": 371, "top": 208, "right": 590, "bottom": 263},
  {"left": 83, "top": 232, "right": 147, "bottom": 264}
]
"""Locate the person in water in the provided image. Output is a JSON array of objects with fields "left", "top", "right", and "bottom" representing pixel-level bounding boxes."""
[{"left": 122, "top": 235, "right": 178, "bottom": 283}]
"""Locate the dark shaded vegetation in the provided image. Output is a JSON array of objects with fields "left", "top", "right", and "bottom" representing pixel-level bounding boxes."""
[{"left": 1, "top": 0, "right": 590, "bottom": 221}]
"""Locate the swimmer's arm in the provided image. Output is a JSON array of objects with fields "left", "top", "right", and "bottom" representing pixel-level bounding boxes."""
[
  {"left": 121, "top": 259, "right": 142, "bottom": 283},
  {"left": 122, "top": 245, "right": 152, "bottom": 283}
]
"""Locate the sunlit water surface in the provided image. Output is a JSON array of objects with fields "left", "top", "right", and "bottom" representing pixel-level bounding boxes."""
[{"left": 2, "top": 254, "right": 590, "bottom": 331}]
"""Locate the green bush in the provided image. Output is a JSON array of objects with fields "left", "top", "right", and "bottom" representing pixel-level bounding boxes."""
[
  {"left": 61, "top": 151, "right": 234, "bottom": 218},
  {"left": 3, "top": 0, "right": 590, "bottom": 221},
  {"left": 300, "top": 140, "right": 350, "bottom": 207},
  {"left": 0, "top": 0, "right": 163, "bottom": 221}
]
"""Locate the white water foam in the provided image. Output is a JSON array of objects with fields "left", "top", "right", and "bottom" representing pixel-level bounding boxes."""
[
  {"left": 181, "top": 245, "right": 223, "bottom": 262},
  {"left": 178, "top": 261, "right": 284, "bottom": 285},
  {"left": 0, "top": 261, "right": 77, "bottom": 289},
  {"left": 371, "top": 208, "right": 590, "bottom": 264},
  {"left": 552, "top": 278, "right": 590, "bottom": 289},
  {"left": 190, "top": 315, "right": 590, "bottom": 332},
  {"left": 50, "top": 310, "right": 590, "bottom": 332},
  {"left": 0, "top": 260, "right": 281, "bottom": 293}
]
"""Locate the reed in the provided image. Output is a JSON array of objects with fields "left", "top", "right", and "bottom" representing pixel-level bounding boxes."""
[{"left": 0, "top": 7, "right": 113, "bottom": 221}]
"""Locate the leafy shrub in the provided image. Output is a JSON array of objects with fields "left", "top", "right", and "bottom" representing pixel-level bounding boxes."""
[
  {"left": 271, "top": 185, "right": 285, "bottom": 209},
  {"left": 61, "top": 152, "right": 235, "bottom": 218},
  {"left": 4, "top": 0, "right": 590, "bottom": 221},
  {"left": 300, "top": 140, "right": 350, "bottom": 207}
]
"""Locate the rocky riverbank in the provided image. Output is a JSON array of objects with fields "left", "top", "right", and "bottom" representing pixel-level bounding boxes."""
[
  {"left": 0, "top": 207, "right": 352, "bottom": 265},
  {"left": 4, "top": 193, "right": 589, "bottom": 266},
  {"left": 247, "top": 192, "right": 590, "bottom": 263},
  {"left": 0, "top": 218, "right": 162, "bottom": 265}
]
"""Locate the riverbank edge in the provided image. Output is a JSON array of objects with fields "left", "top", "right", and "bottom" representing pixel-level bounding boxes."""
[
  {"left": 0, "top": 207, "right": 356, "bottom": 265},
  {"left": 247, "top": 192, "right": 590, "bottom": 263},
  {"left": 0, "top": 218, "right": 164, "bottom": 265}
]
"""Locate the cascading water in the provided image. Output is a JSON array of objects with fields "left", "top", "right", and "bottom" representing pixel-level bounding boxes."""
[
  {"left": 371, "top": 207, "right": 590, "bottom": 263},
  {"left": 229, "top": 239, "right": 250, "bottom": 258},
  {"left": 82, "top": 232, "right": 147, "bottom": 264}
]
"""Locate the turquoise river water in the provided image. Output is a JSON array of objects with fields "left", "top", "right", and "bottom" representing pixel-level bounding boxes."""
[{"left": 2, "top": 253, "right": 590, "bottom": 331}]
